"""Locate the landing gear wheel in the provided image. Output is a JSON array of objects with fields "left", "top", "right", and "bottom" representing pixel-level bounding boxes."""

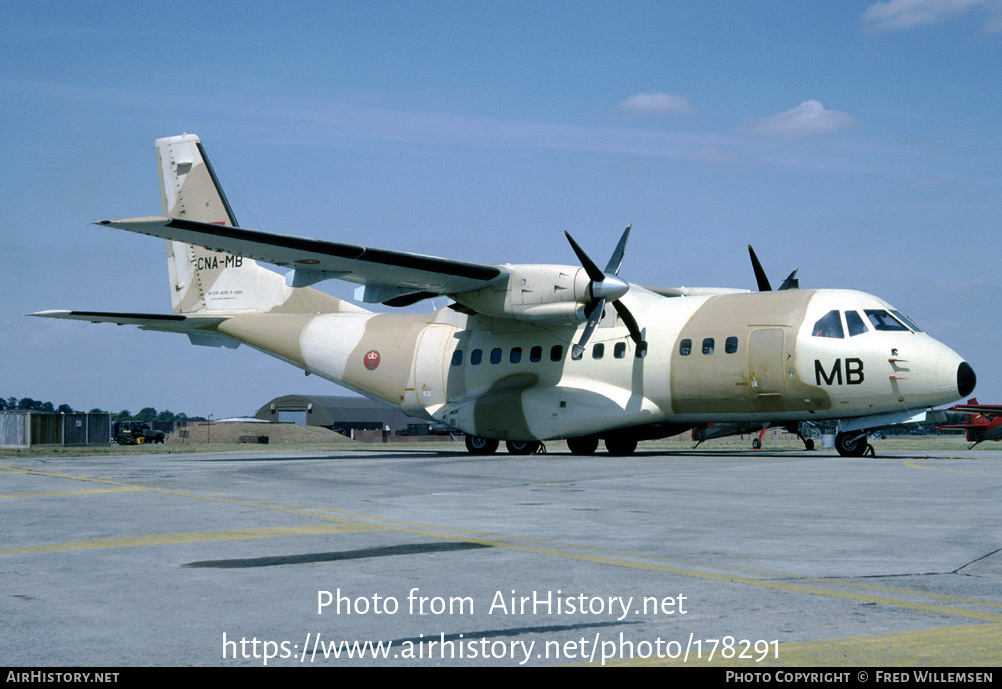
[
  {"left": 605, "top": 437, "right": 638, "bottom": 456},
  {"left": 804, "top": 438, "right": 815, "bottom": 451},
  {"left": 566, "top": 436, "right": 599, "bottom": 455},
  {"left": 465, "top": 435, "right": 499, "bottom": 455},
  {"left": 505, "top": 440, "right": 540, "bottom": 455},
  {"left": 835, "top": 432, "right": 868, "bottom": 457},
  {"left": 752, "top": 438, "right": 761, "bottom": 449}
]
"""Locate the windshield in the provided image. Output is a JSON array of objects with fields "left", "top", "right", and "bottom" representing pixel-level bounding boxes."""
[
  {"left": 864, "top": 309, "right": 910, "bottom": 332},
  {"left": 890, "top": 310, "right": 923, "bottom": 332}
]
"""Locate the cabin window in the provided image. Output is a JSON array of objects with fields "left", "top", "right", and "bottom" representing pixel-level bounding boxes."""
[
  {"left": 550, "top": 345, "right": 563, "bottom": 362},
  {"left": 510, "top": 347, "right": 522, "bottom": 363},
  {"left": 812, "top": 310, "right": 844, "bottom": 338},
  {"left": 451, "top": 350, "right": 463, "bottom": 366},
  {"left": 845, "top": 310, "right": 868, "bottom": 337},
  {"left": 679, "top": 339, "right": 692, "bottom": 356},
  {"left": 490, "top": 347, "right": 502, "bottom": 364},
  {"left": 702, "top": 338, "right": 714, "bottom": 355},
  {"left": 592, "top": 343, "right": 604, "bottom": 359},
  {"left": 864, "top": 309, "right": 908, "bottom": 332},
  {"left": 725, "top": 336, "right": 738, "bottom": 353},
  {"left": 530, "top": 346, "right": 542, "bottom": 362},
  {"left": 614, "top": 342, "right": 626, "bottom": 359},
  {"left": 470, "top": 349, "right": 482, "bottom": 365}
]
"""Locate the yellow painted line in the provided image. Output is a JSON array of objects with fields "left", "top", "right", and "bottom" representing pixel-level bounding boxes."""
[
  {"left": 313, "top": 505, "right": 792, "bottom": 578},
  {"left": 0, "top": 487, "right": 146, "bottom": 499},
  {"left": 0, "top": 523, "right": 380, "bottom": 554},
  {"left": 803, "top": 578, "right": 1002, "bottom": 611},
  {"left": 0, "top": 463, "right": 364, "bottom": 523},
  {"left": 311, "top": 507, "right": 1002, "bottom": 624},
  {"left": 611, "top": 622, "right": 1002, "bottom": 667},
  {"left": 904, "top": 456, "right": 1002, "bottom": 476},
  {"left": 5, "top": 461, "right": 1001, "bottom": 627}
]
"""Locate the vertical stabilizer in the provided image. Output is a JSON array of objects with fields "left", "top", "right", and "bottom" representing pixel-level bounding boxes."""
[{"left": 155, "top": 134, "right": 363, "bottom": 316}]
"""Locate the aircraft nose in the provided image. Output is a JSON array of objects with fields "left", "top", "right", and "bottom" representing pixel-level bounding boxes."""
[{"left": 958, "top": 361, "right": 977, "bottom": 398}]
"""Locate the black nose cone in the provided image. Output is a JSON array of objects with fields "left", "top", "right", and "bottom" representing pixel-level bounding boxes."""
[{"left": 958, "top": 361, "right": 976, "bottom": 398}]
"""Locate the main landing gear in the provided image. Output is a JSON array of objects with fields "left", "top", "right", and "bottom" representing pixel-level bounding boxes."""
[
  {"left": 505, "top": 440, "right": 542, "bottom": 455},
  {"left": 465, "top": 434, "right": 639, "bottom": 456},
  {"left": 834, "top": 431, "right": 871, "bottom": 457},
  {"left": 465, "top": 435, "right": 499, "bottom": 455},
  {"left": 464, "top": 436, "right": 544, "bottom": 455},
  {"left": 566, "top": 436, "right": 599, "bottom": 455},
  {"left": 567, "top": 435, "right": 637, "bottom": 455}
]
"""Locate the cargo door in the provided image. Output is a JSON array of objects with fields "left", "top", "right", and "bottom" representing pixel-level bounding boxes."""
[
  {"left": 413, "top": 325, "right": 455, "bottom": 408},
  {"left": 747, "top": 327, "right": 787, "bottom": 396}
]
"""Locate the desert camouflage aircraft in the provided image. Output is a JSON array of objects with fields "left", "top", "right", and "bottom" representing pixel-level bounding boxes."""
[{"left": 31, "top": 134, "right": 976, "bottom": 457}]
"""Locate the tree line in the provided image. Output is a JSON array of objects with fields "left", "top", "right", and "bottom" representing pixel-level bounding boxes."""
[{"left": 1, "top": 397, "right": 206, "bottom": 422}]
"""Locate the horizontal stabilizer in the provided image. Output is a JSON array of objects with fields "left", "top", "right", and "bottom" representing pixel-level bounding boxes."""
[{"left": 28, "top": 310, "right": 227, "bottom": 333}]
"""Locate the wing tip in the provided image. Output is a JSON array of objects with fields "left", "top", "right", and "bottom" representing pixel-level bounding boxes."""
[{"left": 26, "top": 309, "right": 69, "bottom": 318}]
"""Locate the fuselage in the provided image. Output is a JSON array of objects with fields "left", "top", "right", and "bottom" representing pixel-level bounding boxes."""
[{"left": 215, "top": 283, "right": 974, "bottom": 442}]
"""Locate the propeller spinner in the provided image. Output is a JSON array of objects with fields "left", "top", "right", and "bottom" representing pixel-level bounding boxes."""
[{"left": 564, "top": 225, "right": 645, "bottom": 358}]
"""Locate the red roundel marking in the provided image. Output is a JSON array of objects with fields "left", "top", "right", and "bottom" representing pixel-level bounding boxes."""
[{"left": 364, "top": 350, "right": 381, "bottom": 370}]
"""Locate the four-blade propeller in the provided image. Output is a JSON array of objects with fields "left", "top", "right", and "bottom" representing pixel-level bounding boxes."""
[
  {"left": 564, "top": 225, "right": 644, "bottom": 358},
  {"left": 748, "top": 245, "right": 798, "bottom": 291}
]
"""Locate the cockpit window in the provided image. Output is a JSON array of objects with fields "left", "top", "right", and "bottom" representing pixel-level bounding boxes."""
[
  {"left": 891, "top": 310, "right": 923, "bottom": 332},
  {"left": 812, "top": 310, "right": 844, "bottom": 338},
  {"left": 864, "top": 309, "right": 909, "bottom": 332},
  {"left": 845, "top": 310, "right": 868, "bottom": 337}
]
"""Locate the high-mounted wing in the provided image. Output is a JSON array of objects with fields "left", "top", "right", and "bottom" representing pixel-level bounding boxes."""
[{"left": 97, "top": 217, "right": 506, "bottom": 305}]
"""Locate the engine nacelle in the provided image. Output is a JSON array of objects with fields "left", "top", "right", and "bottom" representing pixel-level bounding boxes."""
[{"left": 452, "top": 264, "right": 592, "bottom": 323}]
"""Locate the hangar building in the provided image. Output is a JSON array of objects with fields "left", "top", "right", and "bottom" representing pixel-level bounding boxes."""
[{"left": 254, "top": 394, "right": 430, "bottom": 437}]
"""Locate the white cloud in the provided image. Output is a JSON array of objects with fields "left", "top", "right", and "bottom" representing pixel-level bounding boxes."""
[
  {"left": 861, "top": 0, "right": 996, "bottom": 32},
  {"left": 737, "top": 101, "right": 856, "bottom": 140},
  {"left": 618, "top": 92, "right": 695, "bottom": 115}
]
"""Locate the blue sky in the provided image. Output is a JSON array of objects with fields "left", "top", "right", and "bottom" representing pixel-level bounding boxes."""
[{"left": 2, "top": 1, "right": 1000, "bottom": 418}]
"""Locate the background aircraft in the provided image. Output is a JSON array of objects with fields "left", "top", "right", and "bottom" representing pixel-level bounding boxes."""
[
  {"left": 938, "top": 398, "right": 1002, "bottom": 447},
  {"left": 31, "top": 134, "right": 975, "bottom": 457}
]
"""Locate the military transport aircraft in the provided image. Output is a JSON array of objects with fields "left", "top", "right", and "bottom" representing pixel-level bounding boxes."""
[{"left": 30, "top": 134, "right": 976, "bottom": 457}]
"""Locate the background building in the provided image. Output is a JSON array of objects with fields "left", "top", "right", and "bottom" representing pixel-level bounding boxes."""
[
  {"left": 0, "top": 411, "right": 111, "bottom": 448},
  {"left": 254, "top": 394, "right": 434, "bottom": 438}
]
